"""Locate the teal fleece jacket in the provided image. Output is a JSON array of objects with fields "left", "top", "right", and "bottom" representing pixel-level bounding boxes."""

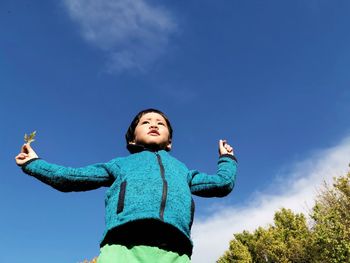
[{"left": 22, "top": 149, "right": 237, "bottom": 256}]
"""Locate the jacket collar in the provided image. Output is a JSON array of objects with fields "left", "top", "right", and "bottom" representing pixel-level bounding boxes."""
[{"left": 127, "top": 143, "right": 169, "bottom": 154}]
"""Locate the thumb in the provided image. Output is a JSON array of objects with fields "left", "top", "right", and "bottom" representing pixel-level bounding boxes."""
[{"left": 218, "top": 139, "right": 226, "bottom": 153}]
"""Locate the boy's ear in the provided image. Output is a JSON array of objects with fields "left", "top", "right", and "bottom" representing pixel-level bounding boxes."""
[{"left": 166, "top": 142, "right": 172, "bottom": 151}]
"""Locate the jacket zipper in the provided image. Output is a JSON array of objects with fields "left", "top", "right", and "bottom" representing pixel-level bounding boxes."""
[
  {"left": 155, "top": 152, "right": 167, "bottom": 221},
  {"left": 116, "top": 181, "right": 127, "bottom": 214}
]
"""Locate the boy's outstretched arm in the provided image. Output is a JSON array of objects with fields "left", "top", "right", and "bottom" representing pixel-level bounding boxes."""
[
  {"left": 188, "top": 139, "right": 237, "bottom": 197},
  {"left": 15, "top": 144, "right": 115, "bottom": 192}
]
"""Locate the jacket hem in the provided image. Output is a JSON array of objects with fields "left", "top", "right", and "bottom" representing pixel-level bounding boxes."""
[
  {"left": 100, "top": 218, "right": 193, "bottom": 257},
  {"left": 21, "top": 158, "right": 41, "bottom": 170}
]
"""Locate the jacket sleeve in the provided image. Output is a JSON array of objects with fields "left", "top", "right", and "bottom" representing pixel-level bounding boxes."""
[
  {"left": 188, "top": 154, "right": 237, "bottom": 197},
  {"left": 21, "top": 158, "right": 116, "bottom": 192}
]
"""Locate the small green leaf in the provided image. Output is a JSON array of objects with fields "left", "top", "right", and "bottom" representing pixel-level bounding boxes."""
[{"left": 24, "top": 131, "right": 37, "bottom": 144}]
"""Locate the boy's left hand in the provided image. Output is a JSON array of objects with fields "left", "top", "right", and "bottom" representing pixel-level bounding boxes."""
[{"left": 219, "top": 139, "right": 234, "bottom": 156}]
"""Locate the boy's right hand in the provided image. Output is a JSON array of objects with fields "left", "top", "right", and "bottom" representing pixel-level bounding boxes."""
[
  {"left": 15, "top": 143, "right": 39, "bottom": 166},
  {"left": 219, "top": 139, "right": 234, "bottom": 156}
]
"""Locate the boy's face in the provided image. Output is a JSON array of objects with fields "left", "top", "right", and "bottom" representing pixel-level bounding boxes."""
[{"left": 130, "top": 112, "right": 172, "bottom": 150}]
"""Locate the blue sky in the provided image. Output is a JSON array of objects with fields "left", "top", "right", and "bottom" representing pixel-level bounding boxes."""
[{"left": 1, "top": 1, "right": 350, "bottom": 262}]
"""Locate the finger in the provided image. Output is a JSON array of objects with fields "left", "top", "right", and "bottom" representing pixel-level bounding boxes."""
[
  {"left": 15, "top": 157, "right": 25, "bottom": 166},
  {"left": 17, "top": 156, "right": 25, "bottom": 160},
  {"left": 224, "top": 140, "right": 230, "bottom": 149},
  {"left": 15, "top": 154, "right": 27, "bottom": 160},
  {"left": 223, "top": 140, "right": 234, "bottom": 153},
  {"left": 20, "top": 153, "right": 29, "bottom": 158}
]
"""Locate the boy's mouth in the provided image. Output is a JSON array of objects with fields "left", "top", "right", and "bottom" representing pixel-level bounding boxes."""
[{"left": 148, "top": 130, "right": 160, "bottom": 136}]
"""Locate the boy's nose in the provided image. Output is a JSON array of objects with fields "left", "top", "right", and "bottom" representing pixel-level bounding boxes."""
[{"left": 150, "top": 125, "right": 158, "bottom": 129}]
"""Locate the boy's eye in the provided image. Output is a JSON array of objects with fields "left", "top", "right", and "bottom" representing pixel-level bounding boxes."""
[
  {"left": 158, "top": 122, "right": 165, "bottom": 126},
  {"left": 141, "top": 121, "right": 150, "bottom": 124}
]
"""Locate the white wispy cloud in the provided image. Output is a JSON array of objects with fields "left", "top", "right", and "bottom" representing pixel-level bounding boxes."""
[
  {"left": 191, "top": 136, "right": 350, "bottom": 263},
  {"left": 62, "top": 0, "right": 176, "bottom": 72}
]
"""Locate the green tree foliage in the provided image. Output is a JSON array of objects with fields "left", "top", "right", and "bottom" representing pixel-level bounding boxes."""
[
  {"left": 218, "top": 172, "right": 350, "bottom": 263},
  {"left": 218, "top": 238, "right": 252, "bottom": 263},
  {"left": 218, "top": 209, "right": 312, "bottom": 263},
  {"left": 311, "top": 172, "right": 350, "bottom": 263}
]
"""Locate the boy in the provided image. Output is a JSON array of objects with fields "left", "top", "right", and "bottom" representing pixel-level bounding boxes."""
[{"left": 16, "top": 109, "right": 237, "bottom": 262}]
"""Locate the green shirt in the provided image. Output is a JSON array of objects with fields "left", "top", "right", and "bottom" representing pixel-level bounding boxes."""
[{"left": 98, "top": 244, "right": 191, "bottom": 263}]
